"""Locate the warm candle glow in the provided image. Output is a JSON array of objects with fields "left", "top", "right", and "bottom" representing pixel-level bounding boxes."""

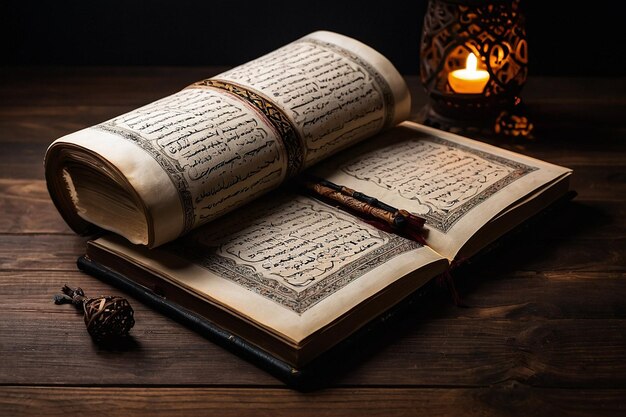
[
  {"left": 466, "top": 53, "right": 478, "bottom": 73},
  {"left": 448, "top": 53, "right": 490, "bottom": 94}
]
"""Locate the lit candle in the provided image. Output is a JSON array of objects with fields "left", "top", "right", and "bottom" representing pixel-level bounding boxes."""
[{"left": 448, "top": 53, "right": 490, "bottom": 94}]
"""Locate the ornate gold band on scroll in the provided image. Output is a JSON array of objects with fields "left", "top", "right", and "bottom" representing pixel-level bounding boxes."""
[{"left": 187, "top": 79, "right": 305, "bottom": 178}]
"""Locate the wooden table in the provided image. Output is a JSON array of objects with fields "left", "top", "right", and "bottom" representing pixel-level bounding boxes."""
[{"left": 1, "top": 68, "right": 625, "bottom": 416}]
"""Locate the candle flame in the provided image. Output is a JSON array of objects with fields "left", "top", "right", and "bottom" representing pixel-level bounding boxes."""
[
  {"left": 448, "top": 52, "right": 489, "bottom": 94},
  {"left": 466, "top": 53, "right": 478, "bottom": 72}
]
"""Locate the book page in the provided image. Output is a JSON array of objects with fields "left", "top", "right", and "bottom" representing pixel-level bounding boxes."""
[
  {"left": 216, "top": 31, "right": 410, "bottom": 167},
  {"left": 92, "top": 192, "right": 446, "bottom": 344},
  {"left": 311, "top": 122, "right": 572, "bottom": 259},
  {"left": 46, "top": 31, "right": 409, "bottom": 247}
]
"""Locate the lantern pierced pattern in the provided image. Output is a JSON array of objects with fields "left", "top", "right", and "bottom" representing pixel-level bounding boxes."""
[{"left": 420, "top": 0, "right": 529, "bottom": 131}]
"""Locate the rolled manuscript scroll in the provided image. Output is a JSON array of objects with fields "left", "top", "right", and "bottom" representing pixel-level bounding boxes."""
[{"left": 45, "top": 31, "right": 410, "bottom": 247}]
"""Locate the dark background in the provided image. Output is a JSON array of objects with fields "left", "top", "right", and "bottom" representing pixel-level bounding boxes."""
[{"left": 2, "top": 0, "right": 624, "bottom": 76}]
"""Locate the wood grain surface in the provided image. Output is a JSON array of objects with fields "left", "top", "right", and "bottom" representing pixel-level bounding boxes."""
[{"left": 0, "top": 67, "right": 624, "bottom": 416}]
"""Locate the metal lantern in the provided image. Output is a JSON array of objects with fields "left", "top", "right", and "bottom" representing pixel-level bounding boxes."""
[{"left": 420, "top": 0, "right": 529, "bottom": 134}]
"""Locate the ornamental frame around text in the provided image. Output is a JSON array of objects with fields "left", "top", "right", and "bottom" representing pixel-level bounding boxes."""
[
  {"left": 170, "top": 199, "right": 421, "bottom": 315},
  {"left": 341, "top": 134, "right": 539, "bottom": 233}
]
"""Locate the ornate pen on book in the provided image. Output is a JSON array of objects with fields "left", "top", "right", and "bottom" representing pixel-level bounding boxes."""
[{"left": 302, "top": 177, "right": 427, "bottom": 243}]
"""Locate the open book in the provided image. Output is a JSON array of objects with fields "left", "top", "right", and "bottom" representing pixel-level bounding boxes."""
[{"left": 45, "top": 32, "right": 572, "bottom": 377}]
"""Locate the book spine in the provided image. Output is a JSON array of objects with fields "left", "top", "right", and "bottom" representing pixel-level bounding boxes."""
[{"left": 76, "top": 256, "right": 304, "bottom": 386}]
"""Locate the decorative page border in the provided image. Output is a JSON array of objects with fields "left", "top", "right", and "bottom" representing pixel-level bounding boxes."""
[
  {"left": 172, "top": 229, "right": 420, "bottom": 315},
  {"left": 342, "top": 135, "right": 539, "bottom": 233},
  {"left": 413, "top": 136, "right": 538, "bottom": 232}
]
